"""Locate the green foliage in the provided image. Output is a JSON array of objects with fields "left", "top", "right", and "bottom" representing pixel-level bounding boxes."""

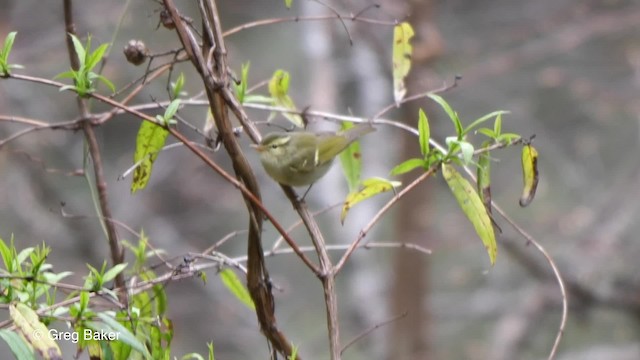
[
  {"left": 418, "top": 108, "right": 430, "bottom": 156},
  {"left": 131, "top": 100, "right": 180, "bottom": 193},
  {"left": 219, "top": 269, "right": 255, "bottom": 310},
  {"left": 9, "top": 303, "right": 62, "bottom": 359},
  {"left": 233, "top": 62, "right": 250, "bottom": 104},
  {"left": 55, "top": 34, "right": 114, "bottom": 96},
  {"left": 268, "top": 69, "right": 304, "bottom": 127},
  {"left": 0, "top": 234, "right": 176, "bottom": 359},
  {"left": 385, "top": 96, "right": 532, "bottom": 265},
  {"left": 389, "top": 107, "right": 441, "bottom": 176},
  {"left": 172, "top": 72, "right": 186, "bottom": 99},
  {"left": 477, "top": 141, "right": 493, "bottom": 213},
  {"left": 428, "top": 93, "right": 462, "bottom": 137},
  {"left": 476, "top": 113, "right": 520, "bottom": 143},
  {"left": 341, "top": 177, "right": 401, "bottom": 224},
  {"left": 0, "top": 329, "right": 34, "bottom": 360},
  {"left": 338, "top": 121, "right": 364, "bottom": 193},
  {"left": 84, "top": 261, "right": 127, "bottom": 297},
  {"left": 0, "top": 31, "right": 24, "bottom": 76},
  {"left": 442, "top": 164, "right": 497, "bottom": 265},
  {"left": 288, "top": 345, "right": 298, "bottom": 360},
  {"left": 89, "top": 313, "right": 152, "bottom": 359}
]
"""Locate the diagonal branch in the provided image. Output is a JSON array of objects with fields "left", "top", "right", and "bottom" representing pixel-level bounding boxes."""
[{"left": 162, "top": 0, "right": 302, "bottom": 358}]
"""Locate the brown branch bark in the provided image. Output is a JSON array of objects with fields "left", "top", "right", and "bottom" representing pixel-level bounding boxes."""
[
  {"left": 161, "top": 0, "right": 300, "bottom": 358},
  {"left": 62, "top": 0, "right": 126, "bottom": 298}
]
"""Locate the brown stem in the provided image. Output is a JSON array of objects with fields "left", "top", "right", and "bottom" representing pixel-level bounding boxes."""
[
  {"left": 282, "top": 187, "right": 341, "bottom": 359},
  {"left": 162, "top": 0, "right": 302, "bottom": 357},
  {"left": 62, "top": 0, "right": 126, "bottom": 297},
  {"left": 335, "top": 165, "right": 439, "bottom": 273}
]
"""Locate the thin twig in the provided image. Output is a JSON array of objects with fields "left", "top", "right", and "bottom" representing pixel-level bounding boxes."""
[
  {"left": 335, "top": 165, "right": 439, "bottom": 272},
  {"left": 341, "top": 311, "right": 408, "bottom": 355},
  {"left": 223, "top": 14, "right": 396, "bottom": 38},
  {"left": 63, "top": 0, "right": 126, "bottom": 298},
  {"left": 6, "top": 72, "right": 318, "bottom": 274},
  {"left": 493, "top": 206, "right": 567, "bottom": 360}
]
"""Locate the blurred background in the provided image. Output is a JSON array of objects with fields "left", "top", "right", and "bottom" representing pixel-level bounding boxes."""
[{"left": 1, "top": 0, "right": 639, "bottom": 359}]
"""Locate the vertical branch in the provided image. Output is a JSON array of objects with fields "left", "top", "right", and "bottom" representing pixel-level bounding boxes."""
[
  {"left": 162, "top": 0, "right": 300, "bottom": 358},
  {"left": 62, "top": 0, "right": 126, "bottom": 296},
  {"left": 282, "top": 187, "right": 341, "bottom": 359}
]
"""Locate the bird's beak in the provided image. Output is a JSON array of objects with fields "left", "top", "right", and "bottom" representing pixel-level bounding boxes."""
[{"left": 250, "top": 144, "right": 264, "bottom": 152}]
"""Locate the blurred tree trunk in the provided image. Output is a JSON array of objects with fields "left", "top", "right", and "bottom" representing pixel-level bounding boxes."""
[{"left": 388, "top": 0, "right": 443, "bottom": 359}]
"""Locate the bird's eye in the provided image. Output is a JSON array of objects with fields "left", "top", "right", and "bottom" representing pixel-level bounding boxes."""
[{"left": 270, "top": 144, "right": 278, "bottom": 149}]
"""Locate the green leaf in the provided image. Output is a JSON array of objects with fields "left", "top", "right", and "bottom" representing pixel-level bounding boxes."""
[
  {"left": 477, "top": 128, "right": 496, "bottom": 139},
  {"left": 219, "top": 269, "right": 255, "bottom": 310},
  {"left": 428, "top": 94, "right": 462, "bottom": 137},
  {"left": 458, "top": 141, "right": 474, "bottom": 165},
  {"left": 1, "top": 32, "right": 18, "bottom": 61},
  {"left": 0, "top": 236, "right": 14, "bottom": 272},
  {"left": 341, "top": 177, "right": 401, "bottom": 224},
  {"left": 86, "top": 43, "right": 109, "bottom": 71},
  {"left": 68, "top": 34, "right": 86, "bottom": 66},
  {"left": 102, "top": 263, "right": 127, "bottom": 284},
  {"left": 42, "top": 271, "right": 73, "bottom": 285},
  {"left": 519, "top": 143, "right": 539, "bottom": 207},
  {"left": 288, "top": 345, "right": 298, "bottom": 360},
  {"left": 93, "top": 312, "right": 152, "bottom": 359},
  {"left": 444, "top": 138, "right": 473, "bottom": 165},
  {"left": 10, "top": 303, "right": 63, "bottom": 360},
  {"left": 390, "top": 158, "right": 425, "bottom": 176},
  {"left": 462, "top": 110, "right": 509, "bottom": 136},
  {"left": 477, "top": 142, "right": 492, "bottom": 213},
  {"left": 0, "top": 329, "right": 35, "bottom": 360},
  {"left": 268, "top": 69, "right": 304, "bottom": 128},
  {"left": 208, "top": 341, "right": 215, "bottom": 360},
  {"left": 164, "top": 99, "right": 181, "bottom": 122},
  {"left": 497, "top": 133, "right": 521, "bottom": 143},
  {"left": 338, "top": 121, "right": 363, "bottom": 193},
  {"left": 442, "top": 164, "right": 497, "bottom": 265},
  {"left": 172, "top": 72, "right": 185, "bottom": 99},
  {"left": 243, "top": 94, "right": 274, "bottom": 104},
  {"left": 494, "top": 113, "right": 502, "bottom": 135},
  {"left": 418, "top": 108, "right": 430, "bottom": 156},
  {"left": 234, "top": 62, "right": 249, "bottom": 104},
  {"left": 53, "top": 71, "right": 76, "bottom": 80},
  {"left": 16, "top": 247, "right": 34, "bottom": 269},
  {"left": 284, "top": 0, "right": 293, "bottom": 8},
  {"left": 152, "top": 283, "right": 168, "bottom": 316},
  {"left": 94, "top": 73, "right": 115, "bottom": 93},
  {"left": 392, "top": 22, "right": 414, "bottom": 105},
  {"left": 131, "top": 120, "right": 170, "bottom": 193},
  {"left": 0, "top": 32, "right": 20, "bottom": 75}
]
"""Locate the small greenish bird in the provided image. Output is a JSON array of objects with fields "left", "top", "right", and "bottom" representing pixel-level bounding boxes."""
[{"left": 252, "top": 124, "right": 375, "bottom": 186}]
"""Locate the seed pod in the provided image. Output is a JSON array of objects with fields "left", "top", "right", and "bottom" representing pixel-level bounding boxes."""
[{"left": 123, "top": 39, "right": 148, "bottom": 66}]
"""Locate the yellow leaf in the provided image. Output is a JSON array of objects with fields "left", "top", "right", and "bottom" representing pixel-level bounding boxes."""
[
  {"left": 392, "top": 22, "right": 414, "bottom": 105},
  {"left": 10, "top": 303, "right": 63, "bottom": 360},
  {"left": 519, "top": 143, "right": 539, "bottom": 207},
  {"left": 442, "top": 164, "right": 497, "bottom": 265},
  {"left": 341, "top": 177, "right": 401, "bottom": 224}
]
